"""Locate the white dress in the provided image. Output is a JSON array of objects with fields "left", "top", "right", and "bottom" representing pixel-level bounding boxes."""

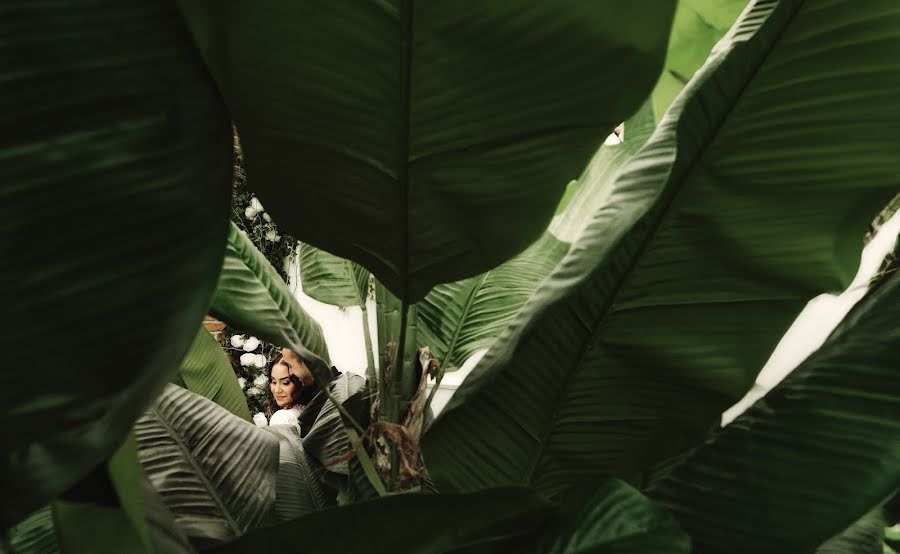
[{"left": 268, "top": 405, "right": 302, "bottom": 427}]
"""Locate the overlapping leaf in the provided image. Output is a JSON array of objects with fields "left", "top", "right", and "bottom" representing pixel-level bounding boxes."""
[
  {"left": 417, "top": 103, "right": 658, "bottom": 371},
  {"left": 298, "top": 243, "right": 371, "bottom": 308},
  {"left": 424, "top": 0, "right": 900, "bottom": 498},
  {"left": 175, "top": 326, "right": 251, "bottom": 421},
  {"left": 650, "top": 269, "right": 900, "bottom": 553},
  {"left": 178, "top": 0, "right": 676, "bottom": 301},
  {"left": 0, "top": 0, "right": 231, "bottom": 528},
  {"left": 209, "top": 488, "right": 552, "bottom": 554},
  {"left": 210, "top": 222, "right": 332, "bottom": 382},
  {"left": 135, "top": 385, "right": 279, "bottom": 548},
  {"left": 651, "top": 0, "right": 748, "bottom": 118}
]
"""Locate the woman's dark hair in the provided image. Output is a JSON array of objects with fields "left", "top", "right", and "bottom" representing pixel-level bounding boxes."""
[{"left": 265, "top": 351, "right": 304, "bottom": 416}]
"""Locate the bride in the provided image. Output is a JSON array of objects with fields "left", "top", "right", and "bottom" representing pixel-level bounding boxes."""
[{"left": 263, "top": 349, "right": 317, "bottom": 426}]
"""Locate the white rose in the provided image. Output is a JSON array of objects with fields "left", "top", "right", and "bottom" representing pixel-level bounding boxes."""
[
  {"left": 253, "top": 374, "right": 268, "bottom": 387},
  {"left": 242, "top": 336, "right": 261, "bottom": 352},
  {"left": 264, "top": 229, "right": 281, "bottom": 242},
  {"left": 262, "top": 212, "right": 272, "bottom": 222},
  {"left": 253, "top": 413, "right": 268, "bottom": 427},
  {"left": 250, "top": 197, "right": 264, "bottom": 212},
  {"left": 230, "top": 334, "right": 245, "bottom": 348},
  {"left": 244, "top": 205, "right": 259, "bottom": 219},
  {"left": 255, "top": 353, "right": 268, "bottom": 367},
  {"left": 239, "top": 352, "right": 257, "bottom": 367},
  {"left": 237, "top": 377, "right": 246, "bottom": 389},
  {"left": 247, "top": 386, "right": 263, "bottom": 396}
]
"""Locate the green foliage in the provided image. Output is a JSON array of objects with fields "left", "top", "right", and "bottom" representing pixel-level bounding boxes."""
[
  {"left": 135, "top": 385, "right": 279, "bottom": 548},
  {"left": 423, "top": 0, "right": 900, "bottom": 500},
  {"left": 175, "top": 327, "right": 252, "bottom": 422},
  {"left": 177, "top": 0, "right": 676, "bottom": 301},
  {"left": 209, "top": 487, "right": 553, "bottom": 554},
  {"left": 650, "top": 268, "right": 900, "bottom": 553},
  {"left": 0, "top": 0, "right": 232, "bottom": 529},
  {"left": 6, "top": 1, "right": 900, "bottom": 553}
]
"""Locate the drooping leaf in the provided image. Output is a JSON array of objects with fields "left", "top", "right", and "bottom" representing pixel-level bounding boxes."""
[
  {"left": 417, "top": 102, "right": 657, "bottom": 371},
  {"left": 176, "top": 326, "right": 251, "bottom": 421},
  {"left": 210, "top": 222, "right": 333, "bottom": 383},
  {"left": 298, "top": 243, "right": 371, "bottom": 308},
  {"left": 209, "top": 487, "right": 553, "bottom": 554},
  {"left": 816, "top": 507, "right": 888, "bottom": 554},
  {"left": 135, "top": 385, "right": 279, "bottom": 548},
  {"left": 175, "top": 326, "right": 251, "bottom": 422},
  {"left": 651, "top": 0, "right": 748, "bottom": 119},
  {"left": 424, "top": 0, "right": 900, "bottom": 498},
  {"left": 516, "top": 479, "right": 690, "bottom": 554},
  {"left": 178, "top": 1, "right": 677, "bottom": 301},
  {"left": 8, "top": 507, "right": 58, "bottom": 554},
  {"left": 649, "top": 268, "right": 900, "bottom": 553},
  {"left": 9, "top": 437, "right": 195, "bottom": 554},
  {"left": 0, "top": 0, "right": 232, "bottom": 528},
  {"left": 264, "top": 425, "right": 333, "bottom": 520}
]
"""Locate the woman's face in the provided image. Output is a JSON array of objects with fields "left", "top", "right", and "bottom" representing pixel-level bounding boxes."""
[{"left": 269, "top": 362, "right": 297, "bottom": 408}]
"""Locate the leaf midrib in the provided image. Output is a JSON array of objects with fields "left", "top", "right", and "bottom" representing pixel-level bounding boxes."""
[
  {"left": 525, "top": 0, "right": 805, "bottom": 486},
  {"left": 150, "top": 405, "right": 243, "bottom": 536}
]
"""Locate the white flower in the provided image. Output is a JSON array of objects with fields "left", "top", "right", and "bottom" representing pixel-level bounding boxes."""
[
  {"left": 237, "top": 377, "right": 246, "bottom": 389},
  {"left": 250, "top": 197, "right": 264, "bottom": 212},
  {"left": 244, "top": 205, "right": 259, "bottom": 219},
  {"left": 262, "top": 212, "right": 272, "bottom": 222},
  {"left": 265, "top": 229, "right": 281, "bottom": 242},
  {"left": 242, "top": 336, "right": 261, "bottom": 352},
  {"left": 255, "top": 353, "right": 268, "bottom": 367},
  {"left": 239, "top": 352, "right": 258, "bottom": 367},
  {"left": 253, "top": 374, "right": 268, "bottom": 387},
  {"left": 230, "top": 334, "right": 246, "bottom": 348},
  {"left": 247, "top": 386, "right": 263, "bottom": 396},
  {"left": 253, "top": 413, "right": 268, "bottom": 427}
]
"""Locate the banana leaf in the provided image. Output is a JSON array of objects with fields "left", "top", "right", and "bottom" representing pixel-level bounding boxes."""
[
  {"left": 0, "top": 0, "right": 231, "bottom": 528},
  {"left": 135, "top": 385, "right": 279, "bottom": 548},
  {"left": 423, "top": 0, "right": 900, "bottom": 497},
  {"left": 418, "top": 102, "right": 658, "bottom": 371},
  {"left": 177, "top": 0, "right": 676, "bottom": 301},
  {"left": 209, "top": 487, "right": 552, "bottom": 554},
  {"left": 650, "top": 268, "right": 900, "bottom": 553},
  {"left": 175, "top": 326, "right": 251, "bottom": 421},
  {"left": 210, "top": 222, "right": 333, "bottom": 384},
  {"left": 651, "top": 0, "right": 748, "bottom": 118}
]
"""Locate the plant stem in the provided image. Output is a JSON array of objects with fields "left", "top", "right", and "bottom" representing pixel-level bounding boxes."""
[{"left": 360, "top": 304, "right": 377, "bottom": 392}]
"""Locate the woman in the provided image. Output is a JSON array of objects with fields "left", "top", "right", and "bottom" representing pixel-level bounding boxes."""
[{"left": 264, "top": 348, "right": 317, "bottom": 426}]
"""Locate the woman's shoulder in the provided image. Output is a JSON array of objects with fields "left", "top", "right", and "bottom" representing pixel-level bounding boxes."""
[{"left": 269, "top": 405, "right": 302, "bottom": 426}]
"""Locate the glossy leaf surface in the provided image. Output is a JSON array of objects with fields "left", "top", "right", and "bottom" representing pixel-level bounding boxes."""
[
  {"left": 651, "top": 269, "right": 900, "bottom": 553},
  {"left": 424, "top": 0, "right": 900, "bottom": 497},
  {"left": 178, "top": 1, "right": 676, "bottom": 300},
  {"left": 0, "top": 0, "right": 231, "bottom": 527}
]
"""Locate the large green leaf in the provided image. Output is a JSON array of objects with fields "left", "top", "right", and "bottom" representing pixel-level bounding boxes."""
[
  {"left": 177, "top": 1, "right": 676, "bottom": 301},
  {"left": 8, "top": 437, "right": 195, "bottom": 554},
  {"left": 649, "top": 269, "right": 900, "bottom": 553},
  {"left": 417, "top": 103, "right": 657, "bottom": 371},
  {"left": 0, "top": 0, "right": 231, "bottom": 528},
  {"left": 135, "top": 385, "right": 279, "bottom": 548},
  {"left": 816, "top": 508, "right": 888, "bottom": 554},
  {"left": 424, "top": 0, "right": 900, "bottom": 497},
  {"left": 210, "top": 222, "right": 332, "bottom": 381},
  {"left": 651, "top": 0, "right": 748, "bottom": 119},
  {"left": 176, "top": 326, "right": 252, "bottom": 422},
  {"left": 264, "top": 425, "right": 333, "bottom": 520},
  {"left": 482, "top": 480, "right": 689, "bottom": 554},
  {"left": 8, "top": 507, "right": 58, "bottom": 554},
  {"left": 210, "top": 487, "right": 552, "bottom": 554},
  {"left": 298, "top": 243, "right": 371, "bottom": 308}
]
